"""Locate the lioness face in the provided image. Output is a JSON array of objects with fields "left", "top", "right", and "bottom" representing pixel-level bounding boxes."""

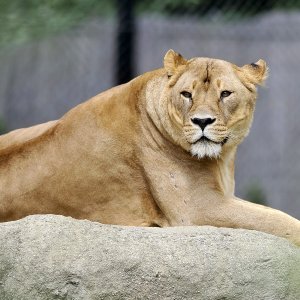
[{"left": 163, "top": 50, "right": 267, "bottom": 159}]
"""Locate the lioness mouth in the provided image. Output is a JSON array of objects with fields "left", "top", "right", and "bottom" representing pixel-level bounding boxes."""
[{"left": 193, "top": 136, "right": 228, "bottom": 146}]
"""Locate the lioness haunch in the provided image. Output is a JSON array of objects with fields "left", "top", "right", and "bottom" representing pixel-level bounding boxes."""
[{"left": 0, "top": 50, "right": 299, "bottom": 246}]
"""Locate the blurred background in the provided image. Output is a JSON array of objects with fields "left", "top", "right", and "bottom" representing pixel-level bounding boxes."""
[{"left": 0, "top": 0, "right": 300, "bottom": 218}]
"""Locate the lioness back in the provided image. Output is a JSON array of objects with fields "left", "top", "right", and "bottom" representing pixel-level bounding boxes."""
[{"left": 0, "top": 121, "right": 58, "bottom": 152}]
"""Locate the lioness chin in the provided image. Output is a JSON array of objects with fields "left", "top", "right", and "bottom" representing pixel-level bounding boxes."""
[{"left": 0, "top": 50, "right": 299, "bottom": 246}]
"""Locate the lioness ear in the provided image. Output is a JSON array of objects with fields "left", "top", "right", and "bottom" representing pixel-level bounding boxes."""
[
  {"left": 241, "top": 59, "right": 268, "bottom": 85},
  {"left": 164, "top": 49, "right": 187, "bottom": 77}
]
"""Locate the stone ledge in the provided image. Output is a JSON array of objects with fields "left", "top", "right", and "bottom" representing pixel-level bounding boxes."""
[{"left": 0, "top": 215, "right": 299, "bottom": 300}]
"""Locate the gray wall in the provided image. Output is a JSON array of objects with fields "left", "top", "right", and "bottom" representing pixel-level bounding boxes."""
[{"left": 1, "top": 12, "right": 300, "bottom": 218}]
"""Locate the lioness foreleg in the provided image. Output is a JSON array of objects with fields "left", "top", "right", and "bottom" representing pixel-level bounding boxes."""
[{"left": 202, "top": 198, "right": 300, "bottom": 246}]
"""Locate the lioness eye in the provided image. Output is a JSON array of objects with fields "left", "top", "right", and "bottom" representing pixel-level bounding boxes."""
[
  {"left": 220, "top": 91, "right": 232, "bottom": 99},
  {"left": 181, "top": 91, "right": 192, "bottom": 99}
]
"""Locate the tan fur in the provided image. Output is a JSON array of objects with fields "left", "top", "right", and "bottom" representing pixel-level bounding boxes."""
[{"left": 1, "top": 50, "right": 299, "bottom": 246}]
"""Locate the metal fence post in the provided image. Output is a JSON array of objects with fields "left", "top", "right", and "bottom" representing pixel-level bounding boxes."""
[{"left": 115, "top": 0, "right": 135, "bottom": 85}]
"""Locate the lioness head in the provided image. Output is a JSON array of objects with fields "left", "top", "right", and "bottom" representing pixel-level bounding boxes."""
[{"left": 160, "top": 49, "right": 268, "bottom": 159}]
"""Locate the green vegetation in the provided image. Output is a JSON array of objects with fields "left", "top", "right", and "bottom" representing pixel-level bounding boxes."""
[
  {"left": 0, "top": 0, "right": 114, "bottom": 49},
  {"left": 244, "top": 181, "right": 268, "bottom": 206},
  {"left": 137, "top": 0, "right": 300, "bottom": 15},
  {"left": 1, "top": 0, "right": 300, "bottom": 49}
]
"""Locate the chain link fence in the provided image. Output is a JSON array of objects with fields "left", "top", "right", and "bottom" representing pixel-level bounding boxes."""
[{"left": 0, "top": 0, "right": 300, "bottom": 217}]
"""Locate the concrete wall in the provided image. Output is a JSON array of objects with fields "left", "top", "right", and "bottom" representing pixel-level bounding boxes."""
[{"left": 0, "top": 12, "right": 300, "bottom": 218}]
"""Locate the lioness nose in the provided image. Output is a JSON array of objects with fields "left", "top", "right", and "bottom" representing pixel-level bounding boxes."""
[{"left": 191, "top": 117, "right": 216, "bottom": 131}]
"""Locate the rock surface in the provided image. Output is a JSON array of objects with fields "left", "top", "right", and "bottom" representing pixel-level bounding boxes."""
[{"left": 0, "top": 215, "right": 299, "bottom": 300}]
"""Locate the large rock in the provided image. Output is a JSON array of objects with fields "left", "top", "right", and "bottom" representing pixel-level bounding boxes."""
[{"left": 0, "top": 215, "right": 299, "bottom": 300}]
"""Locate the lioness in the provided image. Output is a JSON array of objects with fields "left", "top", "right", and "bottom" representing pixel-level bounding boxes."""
[{"left": 1, "top": 50, "right": 300, "bottom": 245}]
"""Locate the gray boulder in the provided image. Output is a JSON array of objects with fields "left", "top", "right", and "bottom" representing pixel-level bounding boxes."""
[{"left": 0, "top": 215, "right": 299, "bottom": 300}]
